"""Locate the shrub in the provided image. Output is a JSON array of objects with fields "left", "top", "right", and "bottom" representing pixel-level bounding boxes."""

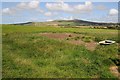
[
  {"left": 74, "top": 36, "right": 80, "bottom": 40},
  {"left": 82, "top": 36, "right": 92, "bottom": 42},
  {"left": 69, "top": 34, "right": 72, "bottom": 37}
]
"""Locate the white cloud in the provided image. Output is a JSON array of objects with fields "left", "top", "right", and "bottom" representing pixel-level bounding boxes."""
[
  {"left": 109, "top": 9, "right": 118, "bottom": 16},
  {"left": 28, "top": 0, "right": 40, "bottom": 9},
  {"left": 17, "top": 2, "right": 27, "bottom": 9},
  {"left": 61, "top": 16, "right": 74, "bottom": 20},
  {"left": 44, "top": 12, "right": 58, "bottom": 17},
  {"left": 44, "top": 12, "right": 52, "bottom": 16},
  {"left": 2, "top": 8, "right": 14, "bottom": 15},
  {"left": 74, "top": 1, "right": 92, "bottom": 12},
  {"left": 69, "top": 16, "right": 74, "bottom": 20},
  {"left": 46, "top": 1, "right": 92, "bottom": 13},
  {"left": 2, "top": 0, "right": 41, "bottom": 15},
  {"left": 46, "top": 2, "right": 72, "bottom": 12},
  {"left": 17, "top": 0, "right": 40, "bottom": 9},
  {"left": 46, "top": 19, "right": 53, "bottom": 21},
  {"left": 2, "top": 8, "right": 10, "bottom": 14},
  {"left": 85, "top": 1, "right": 92, "bottom": 6}
]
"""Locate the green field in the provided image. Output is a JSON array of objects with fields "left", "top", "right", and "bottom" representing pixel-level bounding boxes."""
[{"left": 2, "top": 25, "right": 119, "bottom": 78}]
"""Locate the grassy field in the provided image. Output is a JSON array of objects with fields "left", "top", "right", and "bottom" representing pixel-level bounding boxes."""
[{"left": 2, "top": 25, "right": 119, "bottom": 78}]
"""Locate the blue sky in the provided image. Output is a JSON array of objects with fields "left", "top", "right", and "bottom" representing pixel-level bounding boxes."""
[{"left": 1, "top": 0, "right": 119, "bottom": 24}]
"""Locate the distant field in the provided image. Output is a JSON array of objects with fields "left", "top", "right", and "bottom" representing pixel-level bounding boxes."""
[
  {"left": 2, "top": 25, "right": 119, "bottom": 78},
  {"left": 2, "top": 25, "right": 119, "bottom": 42}
]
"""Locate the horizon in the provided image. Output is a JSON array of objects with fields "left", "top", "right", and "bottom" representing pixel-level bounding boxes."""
[
  {"left": 1, "top": 1, "right": 119, "bottom": 24},
  {"left": 0, "top": 19, "right": 119, "bottom": 25}
]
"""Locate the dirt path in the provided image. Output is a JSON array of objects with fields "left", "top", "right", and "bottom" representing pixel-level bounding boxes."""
[{"left": 39, "top": 33, "right": 97, "bottom": 51}]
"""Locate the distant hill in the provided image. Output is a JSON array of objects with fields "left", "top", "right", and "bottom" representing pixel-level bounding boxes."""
[
  {"left": 13, "top": 22, "right": 33, "bottom": 25},
  {"left": 12, "top": 19, "right": 119, "bottom": 29},
  {"left": 52, "top": 19, "right": 118, "bottom": 26}
]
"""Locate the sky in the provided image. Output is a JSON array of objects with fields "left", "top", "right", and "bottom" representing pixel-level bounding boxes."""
[{"left": 1, "top": 0, "right": 119, "bottom": 24}]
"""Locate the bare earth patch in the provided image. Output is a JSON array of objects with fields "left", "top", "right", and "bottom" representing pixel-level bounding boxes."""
[
  {"left": 39, "top": 33, "right": 97, "bottom": 51},
  {"left": 110, "top": 66, "right": 120, "bottom": 78},
  {"left": 67, "top": 40, "right": 84, "bottom": 45},
  {"left": 68, "top": 40, "right": 97, "bottom": 51},
  {"left": 39, "top": 33, "right": 79, "bottom": 40},
  {"left": 85, "top": 41, "right": 97, "bottom": 51}
]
